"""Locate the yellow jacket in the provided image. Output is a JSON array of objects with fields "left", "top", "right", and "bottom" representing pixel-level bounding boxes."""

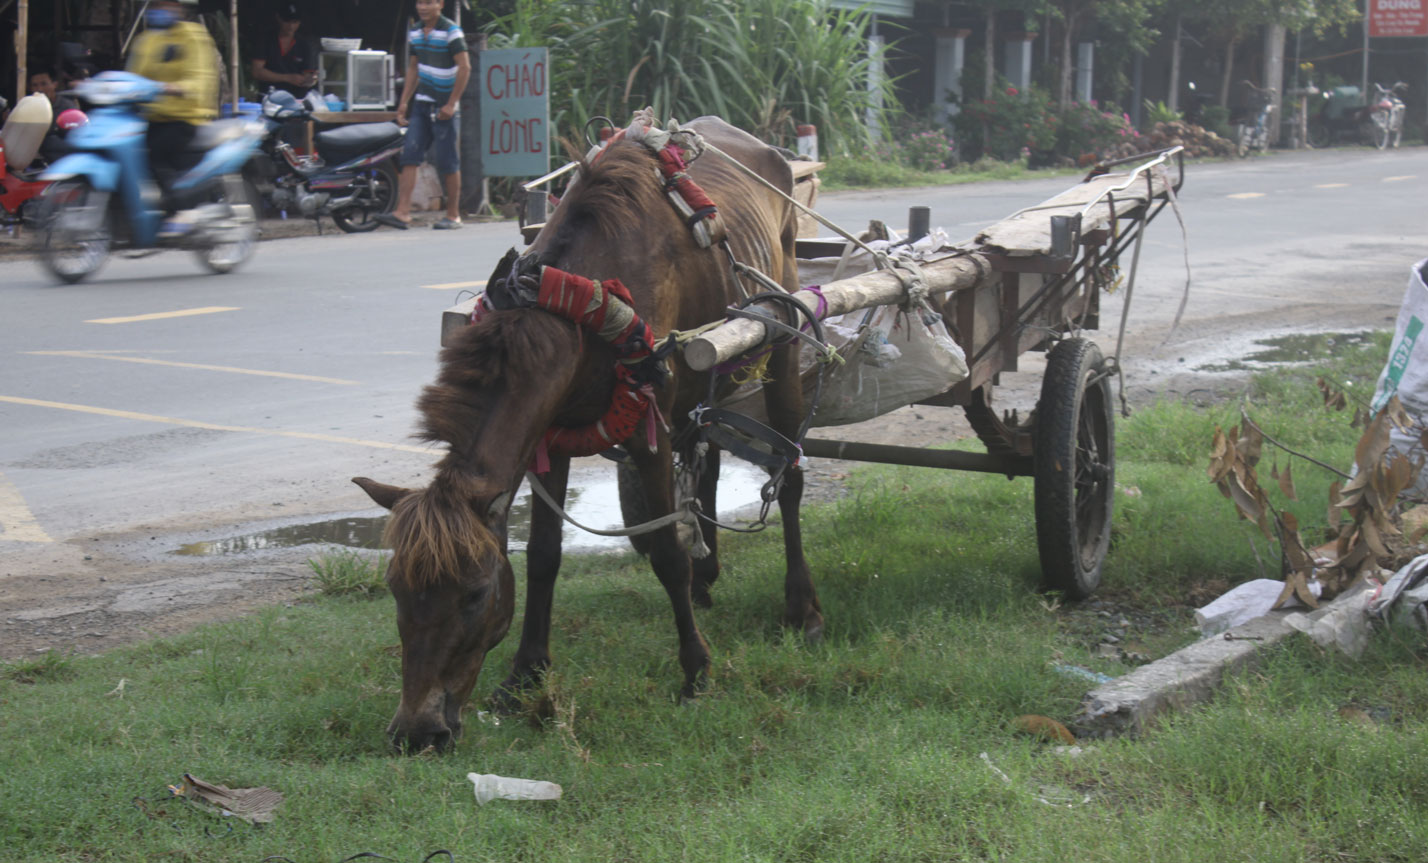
[{"left": 127, "top": 21, "right": 218, "bottom": 125}]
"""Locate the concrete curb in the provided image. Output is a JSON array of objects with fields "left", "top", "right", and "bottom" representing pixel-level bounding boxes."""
[{"left": 1073, "top": 584, "right": 1372, "bottom": 737}]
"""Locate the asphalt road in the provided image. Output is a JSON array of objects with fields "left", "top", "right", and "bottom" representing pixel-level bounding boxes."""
[{"left": 1, "top": 146, "right": 1425, "bottom": 598}]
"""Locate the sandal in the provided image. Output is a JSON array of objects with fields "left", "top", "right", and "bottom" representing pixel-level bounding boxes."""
[{"left": 433, "top": 217, "right": 463, "bottom": 230}]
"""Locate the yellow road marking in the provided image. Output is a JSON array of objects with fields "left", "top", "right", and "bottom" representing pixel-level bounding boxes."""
[
  {"left": 86, "top": 306, "right": 240, "bottom": 325},
  {"left": 1383, "top": 175, "right": 1417, "bottom": 182},
  {"left": 26, "top": 351, "right": 359, "bottom": 386},
  {"left": 0, "top": 395, "right": 431, "bottom": 454},
  {"left": 0, "top": 471, "right": 52, "bottom": 543},
  {"left": 1227, "top": 192, "right": 1266, "bottom": 199},
  {"left": 422, "top": 280, "right": 485, "bottom": 290},
  {"left": 1315, "top": 183, "right": 1350, "bottom": 188}
]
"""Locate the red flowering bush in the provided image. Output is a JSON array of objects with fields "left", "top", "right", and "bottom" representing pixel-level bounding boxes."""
[{"left": 954, "top": 83, "right": 1056, "bottom": 161}]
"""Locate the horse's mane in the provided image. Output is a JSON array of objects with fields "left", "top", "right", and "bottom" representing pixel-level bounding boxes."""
[{"left": 384, "top": 142, "right": 664, "bottom": 590}]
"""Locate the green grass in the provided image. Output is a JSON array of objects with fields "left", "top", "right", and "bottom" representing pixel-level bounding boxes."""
[
  {"left": 821, "top": 155, "right": 1083, "bottom": 191},
  {"left": 307, "top": 549, "right": 389, "bottom": 598},
  {"left": 4, "top": 330, "right": 1427, "bottom": 862}
]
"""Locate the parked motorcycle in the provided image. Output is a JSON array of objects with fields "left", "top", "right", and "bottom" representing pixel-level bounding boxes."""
[
  {"left": 1, "top": 94, "right": 87, "bottom": 231},
  {"left": 1235, "top": 82, "right": 1276, "bottom": 157},
  {"left": 1368, "top": 82, "right": 1408, "bottom": 150},
  {"left": 35, "top": 71, "right": 264, "bottom": 284},
  {"left": 245, "top": 89, "right": 402, "bottom": 233}
]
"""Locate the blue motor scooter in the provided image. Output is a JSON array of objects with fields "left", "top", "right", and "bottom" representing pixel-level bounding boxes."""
[{"left": 36, "top": 71, "right": 265, "bottom": 284}]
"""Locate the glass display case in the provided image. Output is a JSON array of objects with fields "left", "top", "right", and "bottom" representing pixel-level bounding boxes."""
[{"left": 317, "top": 50, "right": 394, "bottom": 110}]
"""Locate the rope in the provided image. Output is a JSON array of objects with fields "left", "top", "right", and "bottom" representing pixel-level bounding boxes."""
[{"left": 524, "top": 470, "right": 700, "bottom": 540}]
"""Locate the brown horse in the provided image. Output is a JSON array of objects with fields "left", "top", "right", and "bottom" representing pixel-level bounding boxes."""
[{"left": 353, "top": 117, "right": 823, "bottom": 753}]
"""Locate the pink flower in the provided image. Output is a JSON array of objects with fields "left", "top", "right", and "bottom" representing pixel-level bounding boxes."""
[{"left": 1006, "top": 86, "right": 1019, "bottom": 96}]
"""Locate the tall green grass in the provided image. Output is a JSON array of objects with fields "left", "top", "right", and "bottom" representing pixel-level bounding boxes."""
[{"left": 4, "top": 330, "right": 1426, "bottom": 862}]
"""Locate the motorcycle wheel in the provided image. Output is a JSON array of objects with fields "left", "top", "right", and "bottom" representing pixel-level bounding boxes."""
[
  {"left": 197, "top": 174, "right": 259, "bottom": 275},
  {"left": 332, "top": 160, "right": 399, "bottom": 234},
  {"left": 37, "top": 179, "right": 112, "bottom": 285},
  {"left": 1372, "top": 112, "right": 1391, "bottom": 150}
]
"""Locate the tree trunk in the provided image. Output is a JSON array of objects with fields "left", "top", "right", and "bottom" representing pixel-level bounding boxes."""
[
  {"left": 1167, "top": 16, "right": 1182, "bottom": 113},
  {"left": 1219, "top": 35, "right": 1237, "bottom": 107},
  {"left": 984, "top": 8, "right": 996, "bottom": 100},
  {"left": 1263, "top": 23, "right": 1285, "bottom": 145},
  {"left": 1060, "top": 18, "right": 1075, "bottom": 108}
]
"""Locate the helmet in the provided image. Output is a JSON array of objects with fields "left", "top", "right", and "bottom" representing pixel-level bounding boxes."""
[{"left": 57, "top": 108, "right": 89, "bottom": 130}]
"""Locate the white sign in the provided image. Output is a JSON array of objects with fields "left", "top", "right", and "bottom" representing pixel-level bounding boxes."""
[{"left": 479, "top": 48, "right": 549, "bottom": 177}]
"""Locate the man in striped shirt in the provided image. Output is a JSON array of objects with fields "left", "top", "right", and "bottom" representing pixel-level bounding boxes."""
[{"left": 378, "top": 0, "right": 471, "bottom": 230}]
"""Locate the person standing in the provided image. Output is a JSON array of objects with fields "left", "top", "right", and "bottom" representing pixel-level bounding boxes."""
[
  {"left": 376, "top": 0, "right": 470, "bottom": 230},
  {"left": 126, "top": 0, "right": 218, "bottom": 233},
  {"left": 251, "top": 2, "right": 318, "bottom": 99}
]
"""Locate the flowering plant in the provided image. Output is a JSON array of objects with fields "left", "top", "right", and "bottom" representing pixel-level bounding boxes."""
[
  {"left": 899, "top": 127, "right": 958, "bottom": 171},
  {"left": 955, "top": 82, "right": 1056, "bottom": 161},
  {"left": 1055, "top": 101, "right": 1142, "bottom": 160}
]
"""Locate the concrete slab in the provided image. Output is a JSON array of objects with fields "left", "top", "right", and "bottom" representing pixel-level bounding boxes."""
[{"left": 1073, "top": 583, "right": 1373, "bottom": 737}]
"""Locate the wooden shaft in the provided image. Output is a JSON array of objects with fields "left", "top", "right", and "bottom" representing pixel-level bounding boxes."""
[{"left": 683, "top": 254, "right": 987, "bottom": 372}]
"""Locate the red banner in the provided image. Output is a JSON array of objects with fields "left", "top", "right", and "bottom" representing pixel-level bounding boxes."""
[{"left": 1369, "top": 0, "right": 1428, "bottom": 37}]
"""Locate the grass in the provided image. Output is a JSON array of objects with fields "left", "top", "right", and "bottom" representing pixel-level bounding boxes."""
[
  {"left": 820, "top": 155, "right": 1083, "bottom": 191},
  {"left": 307, "top": 549, "right": 389, "bottom": 598},
  {"left": 4, "top": 331, "right": 1427, "bottom": 862}
]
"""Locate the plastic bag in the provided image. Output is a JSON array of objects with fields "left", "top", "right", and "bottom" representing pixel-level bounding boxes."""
[
  {"left": 807, "top": 305, "right": 968, "bottom": 427},
  {"left": 1368, "top": 258, "right": 1428, "bottom": 496}
]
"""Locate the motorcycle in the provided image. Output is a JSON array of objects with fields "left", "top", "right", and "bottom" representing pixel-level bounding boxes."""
[
  {"left": 245, "top": 89, "right": 402, "bottom": 233},
  {"left": 1, "top": 94, "right": 87, "bottom": 231},
  {"left": 1368, "top": 82, "right": 1408, "bottom": 150},
  {"left": 1235, "top": 82, "right": 1276, "bottom": 157},
  {"left": 35, "top": 71, "right": 264, "bottom": 284}
]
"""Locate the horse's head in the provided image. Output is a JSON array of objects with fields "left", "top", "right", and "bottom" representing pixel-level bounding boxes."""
[{"left": 353, "top": 474, "right": 517, "bottom": 753}]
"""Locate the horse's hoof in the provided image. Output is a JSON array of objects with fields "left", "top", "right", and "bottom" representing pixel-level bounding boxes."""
[
  {"left": 489, "top": 683, "right": 527, "bottom": 716},
  {"left": 803, "top": 621, "right": 824, "bottom": 645}
]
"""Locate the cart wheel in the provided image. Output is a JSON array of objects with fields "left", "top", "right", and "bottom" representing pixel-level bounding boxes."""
[
  {"left": 617, "top": 460, "right": 653, "bottom": 557},
  {"left": 1033, "top": 337, "right": 1114, "bottom": 599}
]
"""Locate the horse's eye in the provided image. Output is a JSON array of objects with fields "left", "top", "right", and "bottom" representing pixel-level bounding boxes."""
[{"left": 462, "top": 587, "right": 487, "bottom": 607}]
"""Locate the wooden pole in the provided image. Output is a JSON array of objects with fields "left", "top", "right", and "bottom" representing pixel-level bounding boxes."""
[
  {"left": 15, "top": 0, "right": 27, "bottom": 105},
  {"left": 229, "top": 0, "right": 239, "bottom": 114}
]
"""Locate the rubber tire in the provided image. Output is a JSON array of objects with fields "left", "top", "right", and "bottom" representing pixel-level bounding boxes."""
[
  {"left": 197, "top": 174, "right": 258, "bottom": 275},
  {"left": 37, "top": 179, "right": 112, "bottom": 285},
  {"left": 1033, "top": 338, "right": 1114, "bottom": 599},
  {"left": 1372, "top": 113, "right": 1391, "bottom": 150},
  {"left": 332, "top": 159, "right": 399, "bottom": 233}
]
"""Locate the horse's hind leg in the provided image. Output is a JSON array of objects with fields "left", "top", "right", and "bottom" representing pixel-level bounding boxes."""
[
  {"left": 493, "top": 458, "right": 569, "bottom": 712},
  {"left": 629, "top": 444, "right": 711, "bottom": 698},
  {"left": 764, "top": 344, "right": 824, "bottom": 642},
  {"left": 690, "top": 445, "right": 721, "bottom": 608}
]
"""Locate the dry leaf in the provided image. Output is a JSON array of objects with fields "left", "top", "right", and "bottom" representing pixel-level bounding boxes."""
[
  {"left": 1278, "top": 461, "right": 1297, "bottom": 501},
  {"left": 1327, "top": 479, "right": 1343, "bottom": 526}
]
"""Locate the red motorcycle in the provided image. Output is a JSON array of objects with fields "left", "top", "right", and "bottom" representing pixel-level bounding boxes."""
[{"left": 1, "top": 94, "right": 87, "bottom": 230}]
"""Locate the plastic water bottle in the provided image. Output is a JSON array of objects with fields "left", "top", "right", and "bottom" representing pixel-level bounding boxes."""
[{"left": 467, "top": 772, "right": 562, "bottom": 805}]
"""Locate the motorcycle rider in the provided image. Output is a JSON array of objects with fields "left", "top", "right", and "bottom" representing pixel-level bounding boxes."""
[{"left": 125, "top": 0, "right": 219, "bottom": 236}]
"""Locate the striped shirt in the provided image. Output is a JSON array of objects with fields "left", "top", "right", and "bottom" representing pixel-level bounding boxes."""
[{"left": 409, "top": 15, "right": 468, "bottom": 103}]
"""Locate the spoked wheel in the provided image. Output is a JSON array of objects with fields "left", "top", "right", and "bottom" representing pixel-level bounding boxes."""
[
  {"left": 332, "top": 160, "right": 399, "bottom": 233},
  {"left": 617, "top": 459, "right": 654, "bottom": 557},
  {"left": 37, "top": 180, "right": 113, "bottom": 284},
  {"left": 197, "top": 174, "right": 259, "bottom": 274},
  {"left": 1033, "top": 337, "right": 1115, "bottom": 599}
]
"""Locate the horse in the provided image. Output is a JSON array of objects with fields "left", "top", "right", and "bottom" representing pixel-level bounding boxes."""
[{"left": 353, "top": 116, "right": 823, "bottom": 753}]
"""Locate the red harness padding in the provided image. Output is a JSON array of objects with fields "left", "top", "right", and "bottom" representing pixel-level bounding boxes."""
[
  {"left": 653, "top": 143, "right": 719, "bottom": 224},
  {"left": 473, "top": 266, "right": 666, "bottom": 472}
]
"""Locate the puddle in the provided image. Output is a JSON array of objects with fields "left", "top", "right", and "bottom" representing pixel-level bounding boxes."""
[
  {"left": 172, "top": 461, "right": 770, "bottom": 557},
  {"left": 1195, "top": 331, "right": 1375, "bottom": 372}
]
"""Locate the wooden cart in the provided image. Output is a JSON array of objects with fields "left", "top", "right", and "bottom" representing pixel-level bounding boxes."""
[{"left": 444, "top": 146, "right": 1186, "bottom": 599}]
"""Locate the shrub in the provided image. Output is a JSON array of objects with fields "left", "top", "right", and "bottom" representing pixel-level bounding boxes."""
[
  {"left": 1055, "top": 101, "right": 1143, "bottom": 161},
  {"left": 898, "top": 127, "right": 958, "bottom": 171},
  {"left": 1200, "top": 105, "right": 1233, "bottom": 140},
  {"left": 954, "top": 82, "right": 1056, "bottom": 161}
]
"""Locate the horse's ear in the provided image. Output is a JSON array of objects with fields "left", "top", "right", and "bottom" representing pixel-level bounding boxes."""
[{"left": 352, "top": 476, "right": 414, "bottom": 511}]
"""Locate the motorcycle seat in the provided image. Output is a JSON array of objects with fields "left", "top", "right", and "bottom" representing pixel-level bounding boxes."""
[
  {"left": 191, "top": 119, "right": 254, "bottom": 151},
  {"left": 315, "top": 122, "right": 403, "bottom": 165}
]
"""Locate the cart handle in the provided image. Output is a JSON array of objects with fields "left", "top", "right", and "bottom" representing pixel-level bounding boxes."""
[{"left": 1077, "top": 146, "right": 1184, "bottom": 219}]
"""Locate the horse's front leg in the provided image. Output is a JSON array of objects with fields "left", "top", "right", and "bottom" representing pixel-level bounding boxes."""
[
  {"left": 628, "top": 442, "right": 711, "bottom": 699},
  {"left": 492, "top": 457, "right": 569, "bottom": 712},
  {"left": 690, "top": 445, "right": 721, "bottom": 608},
  {"left": 764, "top": 343, "right": 824, "bottom": 642}
]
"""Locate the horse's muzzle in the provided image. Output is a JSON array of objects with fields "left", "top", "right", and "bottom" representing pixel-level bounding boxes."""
[{"left": 388, "top": 691, "right": 463, "bottom": 754}]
